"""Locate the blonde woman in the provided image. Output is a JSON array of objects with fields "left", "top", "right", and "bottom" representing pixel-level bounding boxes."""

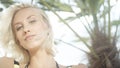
[{"left": 0, "top": 3, "right": 86, "bottom": 68}]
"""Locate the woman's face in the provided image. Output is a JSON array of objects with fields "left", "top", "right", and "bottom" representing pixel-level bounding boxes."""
[{"left": 12, "top": 8, "right": 48, "bottom": 50}]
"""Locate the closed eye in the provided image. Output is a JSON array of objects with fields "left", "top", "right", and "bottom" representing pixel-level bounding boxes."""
[
  {"left": 29, "top": 19, "right": 37, "bottom": 23},
  {"left": 16, "top": 25, "right": 23, "bottom": 31}
]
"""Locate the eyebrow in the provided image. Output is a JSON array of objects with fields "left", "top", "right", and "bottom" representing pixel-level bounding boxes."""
[
  {"left": 27, "top": 15, "right": 36, "bottom": 19},
  {"left": 13, "top": 22, "right": 22, "bottom": 27},
  {"left": 13, "top": 15, "right": 36, "bottom": 26}
]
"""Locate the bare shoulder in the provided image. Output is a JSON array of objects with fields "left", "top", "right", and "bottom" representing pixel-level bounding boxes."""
[
  {"left": 59, "top": 64, "right": 67, "bottom": 68},
  {"left": 59, "top": 64, "right": 87, "bottom": 68},
  {"left": 72, "top": 64, "right": 87, "bottom": 68}
]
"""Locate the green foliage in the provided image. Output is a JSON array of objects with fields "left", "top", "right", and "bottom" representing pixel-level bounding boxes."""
[
  {"left": 53, "top": 2, "right": 73, "bottom": 12},
  {"left": 38, "top": 0, "right": 73, "bottom": 12},
  {"left": 99, "top": 6, "right": 112, "bottom": 18},
  {"left": 73, "top": 37, "right": 90, "bottom": 43},
  {"left": 0, "top": 0, "right": 14, "bottom": 7},
  {"left": 111, "top": 20, "right": 120, "bottom": 26},
  {"left": 0, "top": 8, "right": 3, "bottom": 11},
  {"left": 74, "top": 0, "right": 90, "bottom": 15},
  {"left": 87, "top": 0, "right": 104, "bottom": 14}
]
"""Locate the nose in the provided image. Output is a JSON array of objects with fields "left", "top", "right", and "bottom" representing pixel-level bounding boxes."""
[{"left": 23, "top": 25, "right": 30, "bottom": 34}]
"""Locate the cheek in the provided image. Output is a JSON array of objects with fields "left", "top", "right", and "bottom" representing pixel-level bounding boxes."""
[
  {"left": 15, "top": 32, "right": 23, "bottom": 44},
  {"left": 34, "top": 23, "right": 47, "bottom": 33},
  {"left": 16, "top": 36, "right": 25, "bottom": 48},
  {"left": 40, "top": 22, "right": 48, "bottom": 30},
  {"left": 12, "top": 29, "right": 20, "bottom": 43}
]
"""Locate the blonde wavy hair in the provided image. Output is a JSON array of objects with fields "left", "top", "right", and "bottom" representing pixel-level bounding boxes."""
[{"left": 0, "top": 3, "right": 55, "bottom": 64}]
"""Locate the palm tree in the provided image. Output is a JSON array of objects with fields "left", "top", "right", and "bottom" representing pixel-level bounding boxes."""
[{"left": 38, "top": 0, "right": 120, "bottom": 68}]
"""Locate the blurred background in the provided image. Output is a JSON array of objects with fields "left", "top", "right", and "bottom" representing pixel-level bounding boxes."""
[{"left": 0, "top": 0, "right": 120, "bottom": 68}]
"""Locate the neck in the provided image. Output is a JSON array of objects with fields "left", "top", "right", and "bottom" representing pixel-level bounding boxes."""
[{"left": 28, "top": 49, "right": 56, "bottom": 68}]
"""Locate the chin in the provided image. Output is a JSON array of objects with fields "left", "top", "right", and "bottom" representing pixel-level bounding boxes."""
[{"left": 24, "top": 41, "right": 42, "bottom": 50}]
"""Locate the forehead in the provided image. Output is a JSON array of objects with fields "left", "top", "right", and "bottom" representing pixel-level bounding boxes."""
[
  {"left": 16, "top": 7, "right": 41, "bottom": 16},
  {"left": 13, "top": 7, "right": 41, "bottom": 22}
]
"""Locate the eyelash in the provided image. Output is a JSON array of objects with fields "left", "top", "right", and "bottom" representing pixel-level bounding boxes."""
[
  {"left": 15, "top": 20, "right": 37, "bottom": 31},
  {"left": 29, "top": 20, "right": 36, "bottom": 23},
  {"left": 16, "top": 25, "right": 23, "bottom": 31}
]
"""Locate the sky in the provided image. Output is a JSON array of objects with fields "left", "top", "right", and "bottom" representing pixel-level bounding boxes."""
[{"left": 0, "top": 0, "right": 120, "bottom": 66}]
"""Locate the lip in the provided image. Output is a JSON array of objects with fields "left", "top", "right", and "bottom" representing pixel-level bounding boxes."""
[{"left": 24, "top": 35, "right": 36, "bottom": 41}]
